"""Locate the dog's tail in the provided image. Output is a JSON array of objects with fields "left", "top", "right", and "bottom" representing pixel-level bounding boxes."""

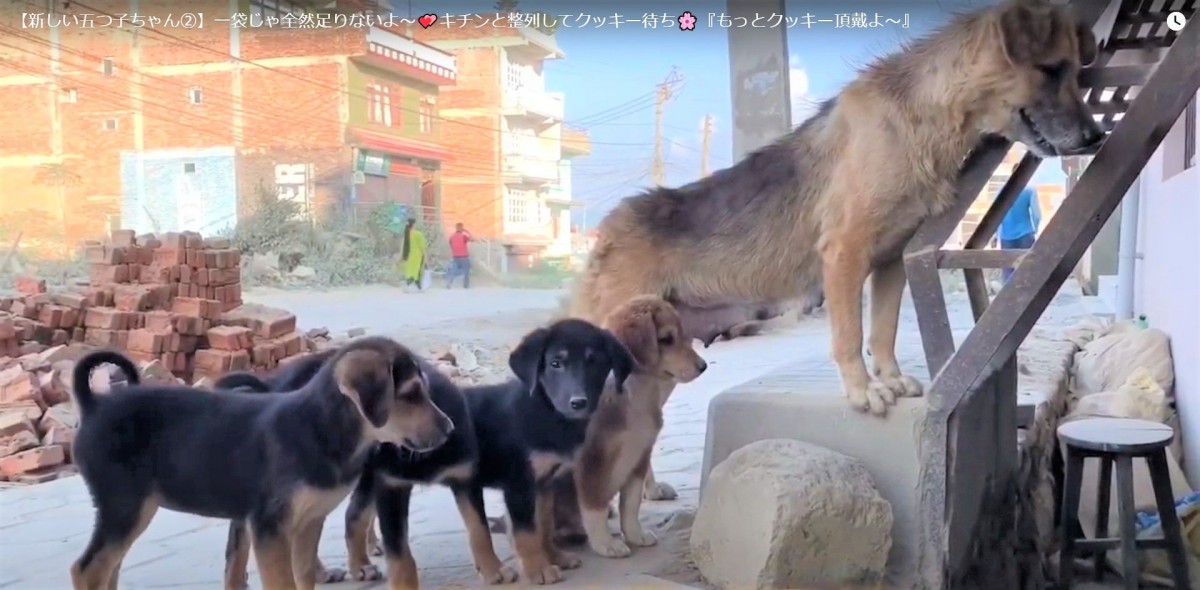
[
  {"left": 213, "top": 372, "right": 272, "bottom": 393},
  {"left": 71, "top": 350, "right": 141, "bottom": 416}
]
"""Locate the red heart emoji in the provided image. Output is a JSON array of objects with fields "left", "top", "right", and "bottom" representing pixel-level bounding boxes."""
[{"left": 418, "top": 13, "right": 436, "bottom": 28}]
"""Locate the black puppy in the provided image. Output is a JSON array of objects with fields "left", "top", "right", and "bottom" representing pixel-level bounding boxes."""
[
  {"left": 218, "top": 350, "right": 486, "bottom": 589},
  {"left": 68, "top": 338, "right": 455, "bottom": 590},
  {"left": 344, "top": 319, "right": 634, "bottom": 587}
]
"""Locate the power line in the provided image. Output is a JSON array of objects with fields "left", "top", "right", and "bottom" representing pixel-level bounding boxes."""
[{"left": 652, "top": 67, "right": 684, "bottom": 186}]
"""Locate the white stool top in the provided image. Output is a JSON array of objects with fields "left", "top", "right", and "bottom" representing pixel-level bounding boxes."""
[{"left": 1057, "top": 417, "right": 1174, "bottom": 454}]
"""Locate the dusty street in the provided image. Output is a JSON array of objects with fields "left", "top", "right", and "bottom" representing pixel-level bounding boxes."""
[{"left": 0, "top": 284, "right": 1097, "bottom": 589}]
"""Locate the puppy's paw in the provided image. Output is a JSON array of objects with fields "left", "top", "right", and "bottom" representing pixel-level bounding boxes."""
[
  {"left": 589, "top": 535, "right": 632, "bottom": 558},
  {"left": 352, "top": 564, "right": 383, "bottom": 581},
  {"left": 552, "top": 550, "right": 582, "bottom": 570},
  {"left": 522, "top": 564, "right": 563, "bottom": 585},
  {"left": 479, "top": 564, "right": 519, "bottom": 585},
  {"left": 624, "top": 528, "right": 658, "bottom": 548},
  {"left": 317, "top": 566, "right": 347, "bottom": 583},
  {"left": 844, "top": 380, "right": 897, "bottom": 416},
  {"left": 643, "top": 481, "right": 677, "bottom": 501}
]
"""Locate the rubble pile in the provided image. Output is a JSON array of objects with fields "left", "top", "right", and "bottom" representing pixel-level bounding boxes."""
[{"left": 0, "top": 229, "right": 339, "bottom": 485}]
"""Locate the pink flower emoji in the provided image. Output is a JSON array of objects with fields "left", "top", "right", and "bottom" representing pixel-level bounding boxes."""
[{"left": 678, "top": 11, "right": 697, "bottom": 31}]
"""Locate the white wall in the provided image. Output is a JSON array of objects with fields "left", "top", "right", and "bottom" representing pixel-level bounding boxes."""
[{"left": 1133, "top": 90, "right": 1200, "bottom": 486}]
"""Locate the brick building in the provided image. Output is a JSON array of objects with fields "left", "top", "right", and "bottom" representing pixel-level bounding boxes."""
[
  {"left": 0, "top": 0, "right": 455, "bottom": 253},
  {"left": 416, "top": 15, "right": 590, "bottom": 269}
]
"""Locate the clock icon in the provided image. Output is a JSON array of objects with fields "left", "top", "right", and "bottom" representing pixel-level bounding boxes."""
[{"left": 1165, "top": 12, "right": 1187, "bottom": 32}]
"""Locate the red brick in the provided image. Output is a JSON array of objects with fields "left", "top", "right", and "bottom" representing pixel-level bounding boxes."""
[
  {"left": 193, "top": 349, "right": 234, "bottom": 374},
  {"left": 137, "top": 234, "right": 161, "bottom": 248},
  {"left": 173, "top": 315, "right": 207, "bottom": 336},
  {"left": 0, "top": 444, "right": 65, "bottom": 476},
  {"left": 251, "top": 344, "right": 276, "bottom": 369},
  {"left": 127, "top": 264, "right": 142, "bottom": 283},
  {"left": 89, "top": 264, "right": 130, "bottom": 284},
  {"left": 220, "top": 304, "right": 297, "bottom": 340},
  {"left": 204, "top": 237, "right": 231, "bottom": 249},
  {"left": 164, "top": 333, "right": 198, "bottom": 353},
  {"left": 38, "top": 403, "right": 77, "bottom": 435},
  {"left": 162, "top": 232, "right": 185, "bottom": 250},
  {"left": 15, "top": 276, "right": 47, "bottom": 295},
  {"left": 83, "top": 244, "right": 117, "bottom": 264},
  {"left": 278, "top": 332, "right": 304, "bottom": 357},
  {"left": 71, "top": 328, "right": 85, "bottom": 343},
  {"left": 139, "top": 263, "right": 170, "bottom": 284},
  {"left": 230, "top": 350, "right": 251, "bottom": 372},
  {"left": 207, "top": 326, "right": 252, "bottom": 351},
  {"left": 0, "top": 430, "right": 39, "bottom": 458},
  {"left": 143, "top": 310, "right": 174, "bottom": 332},
  {"left": 113, "top": 285, "right": 157, "bottom": 312},
  {"left": 60, "top": 307, "right": 79, "bottom": 329},
  {"left": 9, "top": 300, "right": 37, "bottom": 319},
  {"left": 172, "top": 297, "right": 204, "bottom": 318},
  {"left": 183, "top": 232, "right": 203, "bottom": 249},
  {"left": 0, "top": 367, "right": 40, "bottom": 405},
  {"left": 179, "top": 265, "right": 193, "bottom": 284},
  {"left": 40, "top": 428, "right": 74, "bottom": 462},
  {"left": 83, "top": 329, "right": 121, "bottom": 347},
  {"left": 0, "top": 402, "right": 42, "bottom": 423},
  {"left": 127, "top": 329, "right": 166, "bottom": 354},
  {"left": 0, "top": 318, "right": 14, "bottom": 340},
  {"left": 50, "top": 292, "right": 88, "bottom": 309},
  {"left": 196, "top": 268, "right": 211, "bottom": 286},
  {"left": 0, "top": 411, "right": 35, "bottom": 438},
  {"left": 110, "top": 229, "right": 136, "bottom": 247},
  {"left": 153, "top": 248, "right": 186, "bottom": 266},
  {"left": 204, "top": 251, "right": 219, "bottom": 268},
  {"left": 36, "top": 305, "right": 65, "bottom": 329},
  {"left": 84, "top": 308, "right": 124, "bottom": 330},
  {"left": 51, "top": 330, "right": 69, "bottom": 346}
]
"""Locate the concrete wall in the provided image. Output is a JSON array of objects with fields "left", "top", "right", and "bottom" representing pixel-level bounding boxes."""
[
  {"left": 1133, "top": 89, "right": 1200, "bottom": 486},
  {"left": 726, "top": 0, "right": 791, "bottom": 160}
]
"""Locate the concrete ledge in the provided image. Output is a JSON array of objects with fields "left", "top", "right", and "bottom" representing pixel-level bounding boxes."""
[{"left": 700, "top": 361, "right": 928, "bottom": 587}]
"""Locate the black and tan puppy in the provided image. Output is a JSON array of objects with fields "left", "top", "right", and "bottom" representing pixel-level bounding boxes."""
[
  {"left": 465, "top": 319, "right": 633, "bottom": 585},
  {"left": 68, "top": 338, "right": 454, "bottom": 590},
  {"left": 342, "top": 318, "right": 634, "bottom": 588},
  {"left": 220, "top": 349, "right": 494, "bottom": 590}
]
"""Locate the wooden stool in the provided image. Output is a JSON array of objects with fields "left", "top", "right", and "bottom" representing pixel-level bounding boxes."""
[{"left": 1057, "top": 417, "right": 1193, "bottom": 589}]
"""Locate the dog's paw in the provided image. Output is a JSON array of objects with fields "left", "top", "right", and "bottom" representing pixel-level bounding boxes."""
[
  {"left": 479, "top": 565, "right": 519, "bottom": 585},
  {"left": 522, "top": 564, "right": 563, "bottom": 585},
  {"left": 881, "top": 373, "right": 923, "bottom": 398},
  {"left": 589, "top": 535, "right": 632, "bottom": 558},
  {"left": 844, "top": 380, "right": 898, "bottom": 416},
  {"left": 643, "top": 481, "right": 677, "bottom": 501},
  {"left": 317, "top": 566, "right": 347, "bottom": 583},
  {"left": 352, "top": 564, "right": 383, "bottom": 581},
  {"left": 552, "top": 550, "right": 582, "bottom": 570},
  {"left": 624, "top": 528, "right": 658, "bottom": 548}
]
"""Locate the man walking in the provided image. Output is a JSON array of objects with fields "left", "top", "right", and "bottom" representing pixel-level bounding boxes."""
[
  {"left": 446, "top": 222, "right": 472, "bottom": 289},
  {"left": 998, "top": 186, "right": 1042, "bottom": 284}
]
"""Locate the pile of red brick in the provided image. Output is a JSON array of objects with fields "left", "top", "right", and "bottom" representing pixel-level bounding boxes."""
[{"left": 0, "top": 229, "right": 330, "bottom": 484}]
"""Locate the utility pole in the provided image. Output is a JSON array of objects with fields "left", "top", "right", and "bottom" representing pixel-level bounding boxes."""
[
  {"left": 651, "top": 67, "right": 684, "bottom": 186},
  {"left": 700, "top": 114, "right": 713, "bottom": 177}
]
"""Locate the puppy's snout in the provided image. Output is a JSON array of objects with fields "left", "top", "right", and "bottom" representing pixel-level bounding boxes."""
[
  {"left": 1080, "top": 124, "right": 1105, "bottom": 149},
  {"left": 439, "top": 412, "right": 455, "bottom": 436},
  {"left": 696, "top": 359, "right": 708, "bottom": 374},
  {"left": 568, "top": 397, "right": 588, "bottom": 411}
]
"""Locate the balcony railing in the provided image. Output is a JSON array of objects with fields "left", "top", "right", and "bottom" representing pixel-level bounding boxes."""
[
  {"left": 502, "top": 155, "right": 559, "bottom": 184},
  {"left": 502, "top": 90, "right": 564, "bottom": 120}
]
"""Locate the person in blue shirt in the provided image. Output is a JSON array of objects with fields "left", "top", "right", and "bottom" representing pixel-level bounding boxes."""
[{"left": 998, "top": 186, "right": 1042, "bottom": 283}]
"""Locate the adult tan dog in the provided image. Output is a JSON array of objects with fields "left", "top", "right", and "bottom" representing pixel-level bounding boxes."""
[
  {"left": 568, "top": 0, "right": 1103, "bottom": 416},
  {"left": 552, "top": 296, "right": 708, "bottom": 556}
]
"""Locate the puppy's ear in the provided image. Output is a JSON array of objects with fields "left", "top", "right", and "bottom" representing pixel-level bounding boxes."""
[
  {"left": 610, "top": 309, "right": 658, "bottom": 368},
  {"left": 603, "top": 330, "right": 635, "bottom": 393},
  {"left": 1074, "top": 20, "right": 1098, "bottom": 66},
  {"left": 509, "top": 327, "right": 549, "bottom": 395},
  {"left": 334, "top": 349, "right": 393, "bottom": 427}
]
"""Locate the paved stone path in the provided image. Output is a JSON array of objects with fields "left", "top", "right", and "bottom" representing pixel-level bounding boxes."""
[{"left": 0, "top": 285, "right": 1095, "bottom": 589}]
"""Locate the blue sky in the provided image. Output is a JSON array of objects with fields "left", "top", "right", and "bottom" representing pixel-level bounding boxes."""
[{"left": 406, "top": 1, "right": 1067, "bottom": 227}]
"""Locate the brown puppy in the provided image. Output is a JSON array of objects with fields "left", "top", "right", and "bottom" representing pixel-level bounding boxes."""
[
  {"left": 555, "top": 296, "right": 707, "bottom": 557},
  {"left": 567, "top": 0, "right": 1102, "bottom": 417}
]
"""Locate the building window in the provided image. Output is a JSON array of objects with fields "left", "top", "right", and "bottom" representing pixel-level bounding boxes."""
[
  {"left": 1185, "top": 95, "right": 1196, "bottom": 170},
  {"left": 506, "top": 189, "right": 532, "bottom": 224},
  {"left": 102, "top": 118, "right": 118, "bottom": 131},
  {"left": 183, "top": 163, "right": 196, "bottom": 173},
  {"left": 188, "top": 87, "right": 203, "bottom": 105},
  {"left": 420, "top": 96, "right": 435, "bottom": 134},
  {"left": 368, "top": 84, "right": 392, "bottom": 127},
  {"left": 60, "top": 88, "right": 77, "bottom": 103},
  {"left": 101, "top": 57, "right": 114, "bottom": 77}
]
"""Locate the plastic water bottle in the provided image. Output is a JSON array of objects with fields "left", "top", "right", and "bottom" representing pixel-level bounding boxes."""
[{"left": 1137, "top": 314, "right": 1149, "bottom": 329}]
